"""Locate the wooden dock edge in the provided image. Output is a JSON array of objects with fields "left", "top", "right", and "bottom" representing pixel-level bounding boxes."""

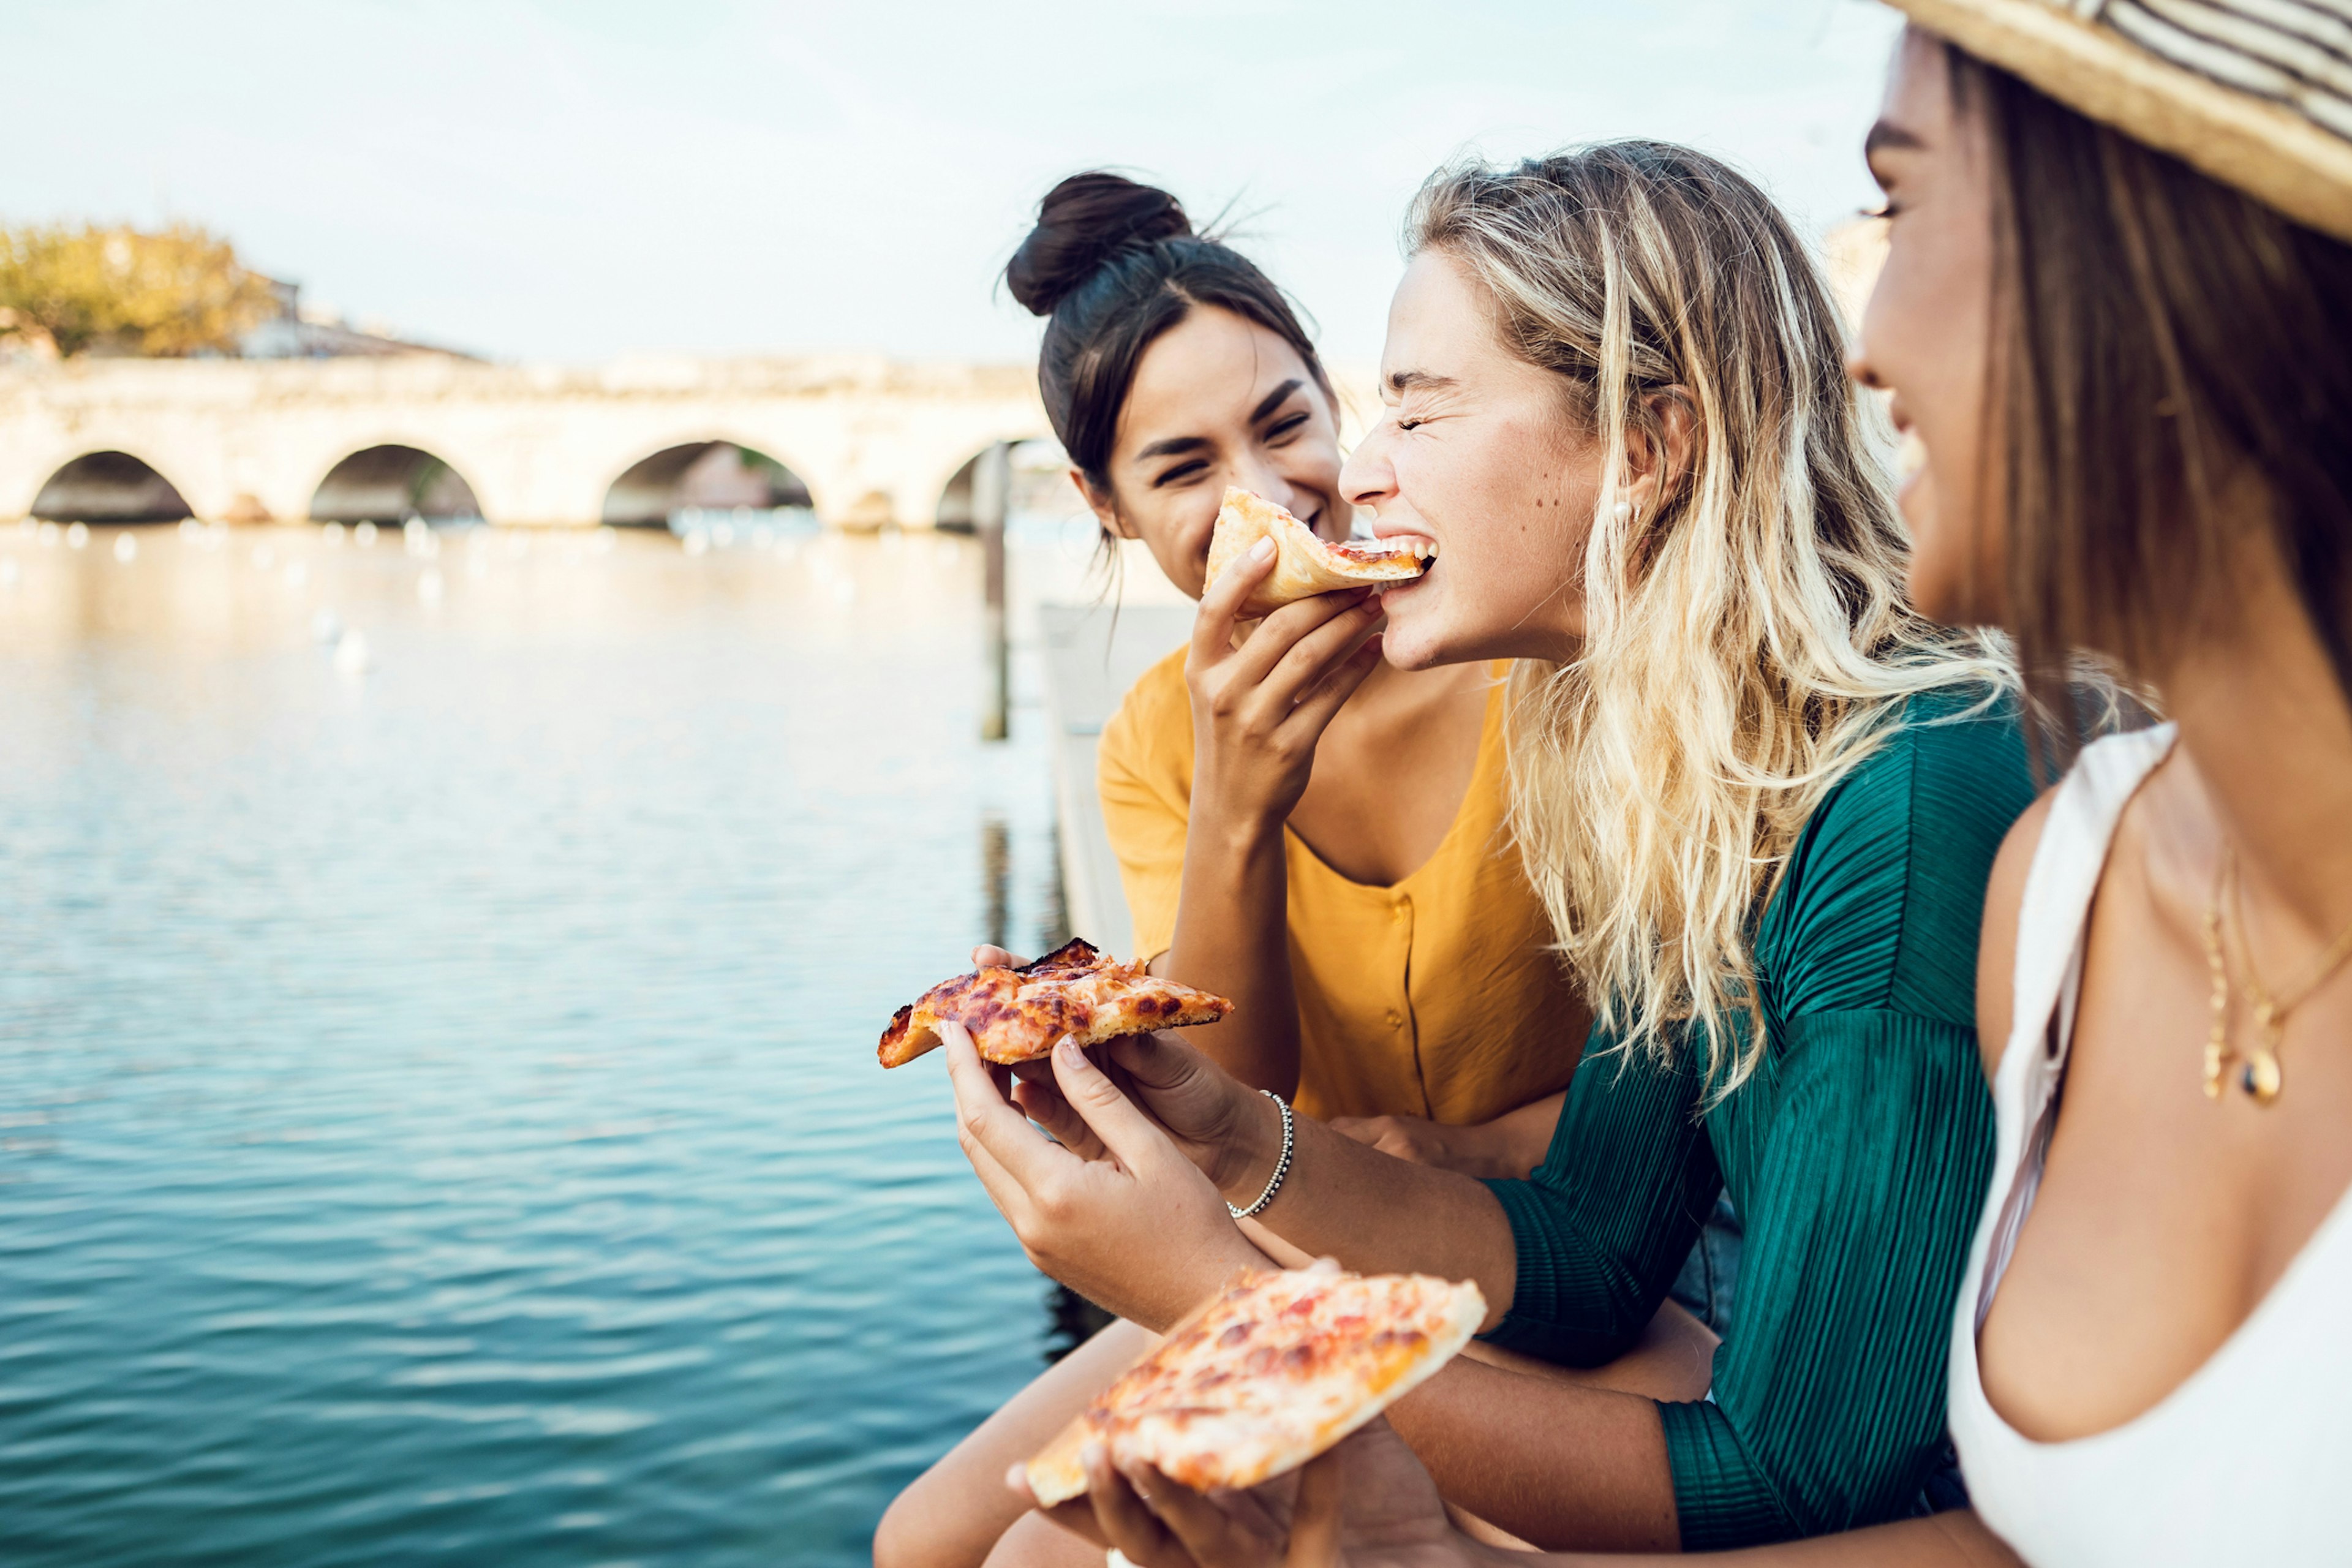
[{"left": 1035, "top": 603, "right": 1191, "bottom": 962}]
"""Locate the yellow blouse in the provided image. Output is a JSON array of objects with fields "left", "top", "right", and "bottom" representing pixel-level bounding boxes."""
[{"left": 1095, "top": 646, "right": 1585, "bottom": 1125}]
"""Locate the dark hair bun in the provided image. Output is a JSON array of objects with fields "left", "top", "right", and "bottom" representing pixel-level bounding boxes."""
[{"left": 1006, "top": 172, "right": 1193, "bottom": 317}]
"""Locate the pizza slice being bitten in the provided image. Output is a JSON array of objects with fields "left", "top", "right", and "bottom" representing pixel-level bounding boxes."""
[
  {"left": 876, "top": 938, "right": 1233, "bottom": 1068},
  {"left": 1205, "top": 487, "right": 1434, "bottom": 618},
  {"left": 1024, "top": 1261, "right": 1485, "bottom": 1506}
]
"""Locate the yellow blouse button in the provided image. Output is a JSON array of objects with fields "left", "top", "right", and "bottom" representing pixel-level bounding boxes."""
[{"left": 1385, "top": 1008, "right": 1404, "bottom": 1027}]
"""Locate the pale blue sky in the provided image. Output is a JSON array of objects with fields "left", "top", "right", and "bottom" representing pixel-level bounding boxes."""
[{"left": 5, "top": 0, "right": 1904, "bottom": 365}]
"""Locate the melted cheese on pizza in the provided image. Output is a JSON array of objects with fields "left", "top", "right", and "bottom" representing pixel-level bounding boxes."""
[
  {"left": 1025, "top": 1263, "right": 1483, "bottom": 1505},
  {"left": 878, "top": 938, "right": 1233, "bottom": 1068},
  {"left": 1205, "top": 488, "right": 1434, "bottom": 618}
]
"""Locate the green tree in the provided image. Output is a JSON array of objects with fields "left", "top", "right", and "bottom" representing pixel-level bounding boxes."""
[{"left": 0, "top": 222, "right": 279, "bottom": 358}]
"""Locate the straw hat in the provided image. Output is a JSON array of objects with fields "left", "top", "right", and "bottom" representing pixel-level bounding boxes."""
[{"left": 1880, "top": 0, "right": 2352, "bottom": 242}]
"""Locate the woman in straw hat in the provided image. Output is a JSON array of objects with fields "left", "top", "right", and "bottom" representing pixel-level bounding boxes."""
[{"left": 1010, "top": 2, "right": 2352, "bottom": 1564}]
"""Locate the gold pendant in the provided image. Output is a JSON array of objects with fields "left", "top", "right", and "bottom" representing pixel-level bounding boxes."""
[
  {"left": 2242, "top": 1001, "right": 2283, "bottom": 1106},
  {"left": 2244, "top": 1045, "right": 2283, "bottom": 1105}
]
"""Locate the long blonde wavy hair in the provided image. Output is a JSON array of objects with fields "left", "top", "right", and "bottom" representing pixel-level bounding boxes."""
[{"left": 1411, "top": 144, "right": 2015, "bottom": 1096}]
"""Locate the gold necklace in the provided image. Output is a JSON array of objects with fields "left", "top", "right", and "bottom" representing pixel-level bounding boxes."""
[{"left": 2201, "top": 849, "right": 2352, "bottom": 1105}]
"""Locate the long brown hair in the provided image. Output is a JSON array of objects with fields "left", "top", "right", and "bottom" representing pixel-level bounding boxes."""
[{"left": 1942, "top": 38, "right": 2352, "bottom": 732}]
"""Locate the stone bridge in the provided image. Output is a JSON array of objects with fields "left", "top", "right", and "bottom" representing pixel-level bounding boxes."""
[{"left": 0, "top": 355, "right": 1053, "bottom": 529}]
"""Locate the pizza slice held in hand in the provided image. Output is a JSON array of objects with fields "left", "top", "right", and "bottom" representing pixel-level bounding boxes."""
[
  {"left": 876, "top": 938, "right": 1233, "bottom": 1068},
  {"left": 1205, "top": 487, "right": 1434, "bottom": 618},
  {"left": 1025, "top": 1261, "right": 1484, "bottom": 1506}
]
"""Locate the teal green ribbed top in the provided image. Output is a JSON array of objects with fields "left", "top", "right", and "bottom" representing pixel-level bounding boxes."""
[{"left": 1484, "top": 691, "right": 2032, "bottom": 1550}]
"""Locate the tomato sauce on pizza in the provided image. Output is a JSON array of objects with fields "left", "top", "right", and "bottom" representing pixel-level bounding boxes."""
[
  {"left": 1205, "top": 488, "right": 1434, "bottom": 618},
  {"left": 1025, "top": 1262, "right": 1484, "bottom": 1504},
  {"left": 877, "top": 938, "right": 1232, "bottom": 1068}
]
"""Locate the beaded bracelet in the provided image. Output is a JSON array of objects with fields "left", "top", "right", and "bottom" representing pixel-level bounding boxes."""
[{"left": 1227, "top": 1089, "right": 1295, "bottom": 1221}]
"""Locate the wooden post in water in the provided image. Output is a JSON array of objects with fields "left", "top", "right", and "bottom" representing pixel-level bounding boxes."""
[{"left": 977, "top": 440, "right": 1011, "bottom": 741}]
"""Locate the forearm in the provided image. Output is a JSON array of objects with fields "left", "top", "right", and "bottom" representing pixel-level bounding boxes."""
[
  {"left": 1536, "top": 1510, "right": 2021, "bottom": 1567},
  {"left": 875, "top": 1318, "right": 1158, "bottom": 1568},
  {"left": 1477, "top": 1091, "right": 1566, "bottom": 1178},
  {"left": 1162, "top": 804, "right": 1302, "bottom": 1098},
  {"left": 1390, "top": 1355, "right": 1678, "bottom": 1553},
  {"left": 1399, "top": 1364, "right": 2013, "bottom": 1562},
  {"left": 1215, "top": 1097, "right": 1523, "bottom": 1325},
  {"left": 1082, "top": 1223, "right": 1276, "bottom": 1338}
]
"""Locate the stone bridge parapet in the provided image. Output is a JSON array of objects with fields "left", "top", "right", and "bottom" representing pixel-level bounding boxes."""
[{"left": 0, "top": 354, "right": 1053, "bottom": 529}]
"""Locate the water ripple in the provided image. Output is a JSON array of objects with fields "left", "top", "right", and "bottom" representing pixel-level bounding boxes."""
[{"left": 0, "top": 528, "right": 1087, "bottom": 1567}]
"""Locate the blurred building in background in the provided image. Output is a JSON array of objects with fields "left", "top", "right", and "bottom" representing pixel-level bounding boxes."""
[{"left": 238, "top": 276, "right": 479, "bottom": 361}]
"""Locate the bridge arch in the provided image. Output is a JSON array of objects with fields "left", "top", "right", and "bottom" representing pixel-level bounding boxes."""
[
  {"left": 599, "top": 440, "right": 813, "bottom": 527},
  {"left": 32, "top": 450, "right": 196, "bottom": 523},
  {"left": 309, "top": 444, "right": 484, "bottom": 524},
  {"left": 930, "top": 435, "right": 1058, "bottom": 531}
]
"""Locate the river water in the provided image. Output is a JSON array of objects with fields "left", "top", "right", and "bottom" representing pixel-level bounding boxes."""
[{"left": 0, "top": 519, "right": 1126, "bottom": 1566}]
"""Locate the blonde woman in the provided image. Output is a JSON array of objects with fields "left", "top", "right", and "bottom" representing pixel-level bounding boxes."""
[
  {"left": 940, "top": 141, "right": 2032, "bottom": 1559},
  {"left": 874, "top": 172, "right": 1728, "bottom": 1568}
]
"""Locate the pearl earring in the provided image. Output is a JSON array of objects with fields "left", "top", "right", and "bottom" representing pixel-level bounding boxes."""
[{"left": 1611, "top": 500, "right": 1634, "bottom": 524}]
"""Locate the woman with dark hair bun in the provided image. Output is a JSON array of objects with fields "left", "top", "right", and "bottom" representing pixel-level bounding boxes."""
[
  {"left": 1000, "top": 172, "right": 1597, "bottom": 1158},
  {"left": 873, "top": 172, "right": 1719, "bottom": 1568}
]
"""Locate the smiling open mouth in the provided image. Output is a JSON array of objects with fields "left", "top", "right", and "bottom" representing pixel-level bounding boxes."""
[
  {"left": 1333, "top": 536, "right": 1435, "bottom": 564},
  {"left": 1374, "top": 552, "right": 1436, "bottom": 597}
]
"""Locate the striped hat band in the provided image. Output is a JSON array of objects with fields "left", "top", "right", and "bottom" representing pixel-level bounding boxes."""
[{"left": 1883, "top": 0, "right": 2352, "bottom": 239}]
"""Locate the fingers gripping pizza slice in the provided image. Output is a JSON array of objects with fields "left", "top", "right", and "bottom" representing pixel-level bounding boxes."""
[
  {"left": 876, "top": 938, "right": 1233, "bottom": 1068},
  {"left": 1025, "top": 1262, "right": 1485, "bottom": 1506},
  {"left": 1205, "top": 487, "right": 1433, "bottom": 618}
]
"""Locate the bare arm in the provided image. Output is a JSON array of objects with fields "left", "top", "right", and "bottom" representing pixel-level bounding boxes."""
[
  {"left": 1389, "top": 1354, "right": 1679, "bottom": 1551},
  {"left": 1975, "top": 788, "right": 2055, "bottom": 1082},
  {"left": 1157, "top": 778, "right": 1305, "bottom": 1095},
  {"left": 1153, "top": 541, "right": 1382, "bottom": 1097},
  {"left": 1331, "top": 1090, "right": 1566, "bottom": 1180},
  {"left": 1116, "top": 1079, "right": 1687, "bottom": 1550},
  {"left": 1548, "top": 1509, "right": 2020, "bottom": 1567},
  {"left": 1196, "top": 1081, "right": 1526, "bottom": 1327},
  {"left": 1042, "top": 1417, "right": 2026, "bottom": 1567},
  {"left": 875, "top": 1319, "right": 1158, "bottom": 1568},
  {"left": 1675, "top": 1512, "right": 2022, "bottom": 1567},
  {"left": 987, "top": 1033, "right": 1707, "bottom": 1549},
  {"left": 1093, "top": 1026, "right": 1698, "bottom": 1352}
]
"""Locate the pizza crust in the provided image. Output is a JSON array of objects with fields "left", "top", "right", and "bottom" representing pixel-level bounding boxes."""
[
  {"left": 1025, "top": 1261, "right": 1485, "bottom": 1507},
  {"left": 1205, "top": 488, "right": 1433, "bottom": 619},
  {"left": 877, "top": 938, "right": 1233, "bottom": 1068}
]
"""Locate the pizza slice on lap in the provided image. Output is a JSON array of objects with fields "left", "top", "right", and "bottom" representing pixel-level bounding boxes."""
[
  {"left": 1025, "top": 1262, "right": 1485, "bottom": 1505},
  {"left": 1205, "top": 487, "right": 1433, "bottom": 618},
  {"left": 877, "top": 938, "right": 1232, "bottom": 1068}
]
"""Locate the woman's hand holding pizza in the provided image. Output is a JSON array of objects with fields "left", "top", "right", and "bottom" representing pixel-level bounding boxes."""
[
  {"left": 965, "top": 946, "right": 1280, "bottom": 1201},
  {"left": 1187, "top": 537, "right": 1385, "bottom": 832},
  {"left": 1022, "top": 1418, "right": 1498, "bottom": 1568},
  {"left": 939, "top": 1017, "right": 1266, "bottom": 1333},
  {"left": 1091, "top": 1028, "right": 1287, "bottom": 1197}
]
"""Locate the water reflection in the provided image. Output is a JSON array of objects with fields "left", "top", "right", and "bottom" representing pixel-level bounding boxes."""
[
  {"left": 0, "top": 520, "right": 1130, "bottom": 1566},
  {"left": 980, "top": 816, "right": 1011, "bottom": 954}
]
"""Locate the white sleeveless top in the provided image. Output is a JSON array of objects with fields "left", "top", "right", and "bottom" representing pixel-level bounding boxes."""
[{"left": 1946, "top": 724, "right": 2352, "bottom": 1566}]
